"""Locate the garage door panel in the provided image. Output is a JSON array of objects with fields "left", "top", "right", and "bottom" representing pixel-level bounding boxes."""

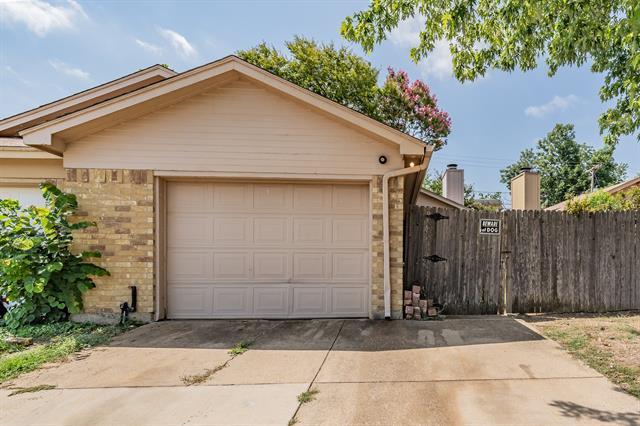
[
  {"left": 291, "top": 287, "right": 327, "bottom": 315},
  {"left": 331, "top": 287, "right": 368, "bottom": 315},
  {"left": 332, "top": 218, "right": 368, "bottom": 246},
  {"left": 168, "top": 182, "right": 212, "bottom": 213},
  {"left": 332, "top": 252, "right": 368, "bottom": 281},
  {"left": 254, "top": 183, "right": 292, "bottom": 211},
  {"left": 213, "top": 253, "right": 252, "bottom": 280},
  {"left": 293, "top": 253, "right": 330, "bottom": 280},
  {"left": 0, "top": 186, "right": 45, "bottom": 207},
  {"left": 214, "top": 217, "right": 252, "bottom": 245},
  {"left": 253, "top": 252, "right": 290, "bottom": 280},
  {"left": 254, "top": 217, "right": 290, "bottom": 244},
  {"left": 168, "top": 214, "right": 213, "bottom": 246},
  {"left": 253, "top": 287, "right": 289, "bottom": 315},
  {"left": 293, "top": 217, "right": 329, "bottom": 245},
  {"left": 212, "top": 287, "right": 252, "bottom": 315},
  {"left": 292, "top": 185, "right": 331, "bottom": 212},
  {"left": 167, "top": 182, "right": 370, "bottom": 319},
  {"left": 167, "top": 286, "right": 213, "bottom": 318},
  {"left": 212, "top": 183, "right": 252, "bottom": 211},
  {"left": 332, "top": 185, "right": 368, "bottom": 213},
  {"left": 167, "top": 250, "right": 213, "bottom": 281}
]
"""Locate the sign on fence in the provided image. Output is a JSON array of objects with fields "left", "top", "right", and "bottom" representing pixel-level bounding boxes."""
[{"left": 479, "top": 218, "right": 501, "bottom": 235}]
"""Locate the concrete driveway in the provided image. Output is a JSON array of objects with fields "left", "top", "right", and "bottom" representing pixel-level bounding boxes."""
[{"left": 1, "top": 318, "right": 638, "bottom": 425}]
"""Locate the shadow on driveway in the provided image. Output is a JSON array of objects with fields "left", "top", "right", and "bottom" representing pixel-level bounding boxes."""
[{"left": 109, "top": 316, "right": 544, "bottom": 351}]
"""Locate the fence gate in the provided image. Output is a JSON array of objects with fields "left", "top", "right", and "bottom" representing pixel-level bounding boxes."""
[{"left": 404, "top": 206, "right": 640, "bottom": 315}]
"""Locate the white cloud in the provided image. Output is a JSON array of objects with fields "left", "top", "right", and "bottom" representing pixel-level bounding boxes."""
[
  {"left": 525, "top": 95, "right": 579, "bottom": 118},
  {"left": 158, "top": 28, "right": 197, "bottom": 58},
  {"left": 418, "top": 40, "right": 454, "bottom": 80},
  {"left": 0, "top": 0, "right": 86, "bottom": 36},
  {"left": 389, "top": 16, "right": 454, "bottom": 80},
  {"left": 49, "top": 59, "right": 89, "bottom": 80},
  {"left": 135, "top": 38, "right": 161, "bottom": 54},
  {"left": 3, "top": 65, "right": 32, "bottom": 86},
  {"left": 389, "top": 15, "right": 425, "bottom": 47}
]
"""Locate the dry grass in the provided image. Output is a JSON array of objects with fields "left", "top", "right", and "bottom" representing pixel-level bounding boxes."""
[
  {"left": 8, "top": 384, "right": 56, "bottom": 396},
  {"left": 524, "top": 312, "right": 640, "bottom": 398}
]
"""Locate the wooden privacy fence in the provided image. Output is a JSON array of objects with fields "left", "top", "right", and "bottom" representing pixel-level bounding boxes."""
[{"left": 405, "top": 206, "right": 640, "bottom": 315}]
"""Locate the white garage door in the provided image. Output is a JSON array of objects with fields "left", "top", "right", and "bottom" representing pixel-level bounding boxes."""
[
  {"left": 166, "top": 181, "right": 370, "bottom": 318},
  {"left": 0, "top": 186, "right": 45, "bottom": 207}
]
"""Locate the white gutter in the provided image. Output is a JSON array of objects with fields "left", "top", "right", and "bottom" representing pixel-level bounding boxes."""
[{"left": 382, "top": 150, "right": 430, "bottom": 319}]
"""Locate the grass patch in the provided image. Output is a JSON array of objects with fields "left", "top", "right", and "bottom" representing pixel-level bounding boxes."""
[
  {"left": 8, "top": 384, "right": 56, "bottom": 396},
  {"left": 228, "top": 341, "right": 252, "bottom": 357},
  {"left": 297, "top": 389, "right": 319, "bottom": 404},
  {"left": 533, "top": 314, "right": 640, "bottom": 399},
  {"left": 0, "top": 321, "right": 138, "bottom": 384}
]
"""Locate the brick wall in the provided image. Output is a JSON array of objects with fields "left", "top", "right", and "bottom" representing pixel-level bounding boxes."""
[
  {"left": 370, "top": 175, "right": 404, "bottom": 319},
  {"left": 62, "top": 169, "right": 154, "bottom": 321}
]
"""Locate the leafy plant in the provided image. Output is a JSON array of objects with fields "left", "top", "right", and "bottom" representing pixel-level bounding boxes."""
[
  {"left": 566, "top": 187, "right": 640, "bottom": 213},
  {"left": 0, "top": 183, "right": 108, "bottom": 329},
  {"left": 342, "top": 0, "right": 640, "bottom": 146},
  {"left": 500, "top": 124, "right": 627, "bottom": 207}
]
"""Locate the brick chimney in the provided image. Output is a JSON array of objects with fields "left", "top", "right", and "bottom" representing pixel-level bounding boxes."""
[
  {"left": 443, "top": 164, "right": 464, "bottom": 205},
  {"left": 510, "top": 167, "right": 541, "bottom": 210}
]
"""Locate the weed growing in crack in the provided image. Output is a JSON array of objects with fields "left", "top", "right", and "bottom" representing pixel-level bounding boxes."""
[
  {"left": 8, "top": 384, "right": 56, "bottom": 396},
  {"left": 229, "top": 341, "right": 252, "bottom": 357},
  {"left": 297, "top": 389, "right": 319, "bottom": 404}
]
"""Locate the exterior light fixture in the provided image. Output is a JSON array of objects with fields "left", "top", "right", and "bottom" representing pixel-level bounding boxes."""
[
  {"left": 379, "top": 155, "right": 387, "bottom": 164},
  {"left": 409, "top": 162, "right": 415, "bottom": 167}
]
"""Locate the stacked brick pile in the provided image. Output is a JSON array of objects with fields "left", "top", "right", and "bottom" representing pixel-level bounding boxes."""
[{"left": 404, "top": 285, "right": 437, "bottom": 320}]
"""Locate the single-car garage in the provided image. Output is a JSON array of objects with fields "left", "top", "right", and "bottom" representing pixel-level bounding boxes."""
[
  {"left": 8, "top": 56, "right": 433, "bottom": 321},
  {"left": 166, "top": 181, "right": 370, "bottom": 318}
]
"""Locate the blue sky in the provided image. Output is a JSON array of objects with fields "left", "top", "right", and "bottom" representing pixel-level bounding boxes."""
[{"left": 1, "top": 0, "right": 638, "bottom": 204}]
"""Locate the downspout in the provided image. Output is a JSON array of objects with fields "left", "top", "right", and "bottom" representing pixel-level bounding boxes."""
[{"left": 382, "top": 149, "right": 430, "bottom": 319}]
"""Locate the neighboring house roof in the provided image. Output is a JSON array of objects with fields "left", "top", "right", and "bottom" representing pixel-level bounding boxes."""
[
  {"left": 545, "top": 176, "right": 640, "bottom": 211},
  {"left": 8, "top": 56, "right": 427, "bottom": 157},
  {"left": 417, "top": 188, "right": 466, "bottom": 209},
  {"left": 0, "top": 65, "right": 177, "bottom": 138},
  {"left": 0, "top": 137, "right": 59, "bottom": 159}
]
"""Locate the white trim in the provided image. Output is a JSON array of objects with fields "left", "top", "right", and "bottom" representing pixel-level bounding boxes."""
[{"left": 154, "top": 170, "right": 374, "bottom": 181}]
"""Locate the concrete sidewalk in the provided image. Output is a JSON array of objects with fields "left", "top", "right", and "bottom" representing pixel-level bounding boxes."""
[{"left": 1, "top": 318, "right": 638, "bottom": 425}]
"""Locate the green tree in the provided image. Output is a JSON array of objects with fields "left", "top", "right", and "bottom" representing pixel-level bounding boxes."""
[
  {"left": 500, "top": 124, "right": 627, "bottom": 207},
  {"left": 0, "top": 183, "right": 109, "bottom": 329},
  {"left": 238, "top": 37, "right": 451, "bottom": 147},
  {"left": 567, "top": 187, "right": 640, "bottom": 213},
  {"left": 341, "top": 1, "right": 640, "bottom": 146}
]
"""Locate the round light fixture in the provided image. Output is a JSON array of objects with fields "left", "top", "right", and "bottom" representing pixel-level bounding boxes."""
[
  {"left": 378, "top": 155, "right": 387, "bottom": 165},
  {"left": 409, "top": 162, "right": 415, "bottom": 167}
]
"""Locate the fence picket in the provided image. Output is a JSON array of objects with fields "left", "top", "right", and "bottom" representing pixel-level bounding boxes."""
[{"left": 405, "top": 207, "right": 639, "bottom": 314}]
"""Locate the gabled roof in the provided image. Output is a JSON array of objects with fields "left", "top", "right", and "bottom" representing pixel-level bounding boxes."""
[
  {"left": 418, "top": 188, "right": 466, "bottom": 209},
  {"left": 545, "top": 175, "right": 640, "bottom": 211},
  {"left": 0, "top": 65, "right": 177, "bottom": 138},
  {"left": 15, "top": 56, "right": 427, "bottom": 157}
]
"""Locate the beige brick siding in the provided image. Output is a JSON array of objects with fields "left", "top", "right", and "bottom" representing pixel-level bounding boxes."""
[
  {"left": 370, "top": 176, "right": 404, "bottom": 319},
  {"left": 62, "top": 169, "right": 154, "bottom": 318},
  {"left": 60, "top": 170, "right": 404, "bottom": 321}
]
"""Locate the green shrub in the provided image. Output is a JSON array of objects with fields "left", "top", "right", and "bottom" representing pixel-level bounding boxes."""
[
  {"left": 0, "top": 183, "right": 108, "bottom": 329},
  {"left": 566, "top": 187, "right": 640, "bottom": 214}
]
